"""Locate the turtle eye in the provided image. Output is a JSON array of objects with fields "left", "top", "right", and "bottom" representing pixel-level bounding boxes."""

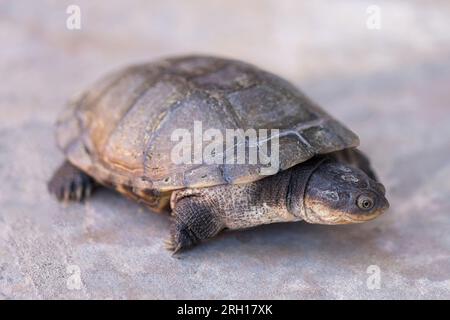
[{"left": 357, "top": 195, "right": 375, "bottom": 210}]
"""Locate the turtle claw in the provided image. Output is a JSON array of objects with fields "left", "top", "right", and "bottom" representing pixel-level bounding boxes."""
[
  {"left": 48, "top": 161, "right": 96, "bottom": 202},
  {"left": 166, "top": 219, "right": 200, "bottom": 255},
  {"left": 85, "top": 184, "right": 92, "bottom": 198},
  {"left": 164, "top": 238, "right": 175, "bottom": 251},
  {"left": 75, "top": 185, "right": 83, "bottom": 201},
  {"left": 63, "top": 187, "right": 70, "bottom": 203},
  {"left": 164, "top": 236, "right": 184, "bottom": 255}
]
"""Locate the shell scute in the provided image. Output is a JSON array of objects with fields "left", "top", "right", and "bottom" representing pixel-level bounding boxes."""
[{"left": 57, "top": 55, "right": 359, "bottom": 199}]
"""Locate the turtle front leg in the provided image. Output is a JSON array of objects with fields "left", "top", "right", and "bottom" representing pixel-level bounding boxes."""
[
  {"left": 48, "top": 161, "right": 97, "bottom": 202},
  {"left": 166, "top": 197, "right": 224, "bottom": 253}
]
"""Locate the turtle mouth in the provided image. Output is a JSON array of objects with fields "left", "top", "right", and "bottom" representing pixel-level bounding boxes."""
[
  {"left": 308, "top": 210, "right": 383, "bottom": 224},
  {"left": 341, "top": 211, "right": 382, "bottom": 223},
  {"left": 304, "top": 206, "right": 348, "bottom": 224},
  {"left": 342, "top": 196, "right": 390, "bottom": 223}
]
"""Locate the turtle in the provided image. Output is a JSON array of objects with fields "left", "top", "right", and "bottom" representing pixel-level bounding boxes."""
[{"left": 48, "top": 55, "right": 389, "bottom": 253}]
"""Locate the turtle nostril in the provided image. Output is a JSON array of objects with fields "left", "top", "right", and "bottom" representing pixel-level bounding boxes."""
[{"left": 380, "top": 196, "right": 390, "bottom": 211}]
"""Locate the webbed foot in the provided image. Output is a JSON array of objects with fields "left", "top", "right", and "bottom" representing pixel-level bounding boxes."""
[
  {"left": 48, "top": 161, "right": 96, "bottom": 202},
  {"left": 166, "top": 197, "right": 224, "bottom": 254}
]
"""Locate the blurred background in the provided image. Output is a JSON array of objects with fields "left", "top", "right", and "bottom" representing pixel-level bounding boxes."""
[{"left": 0, "top": 0, "right": 449, "bottom": 299}]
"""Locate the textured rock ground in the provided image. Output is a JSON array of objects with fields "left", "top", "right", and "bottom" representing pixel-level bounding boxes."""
[{"left": 1, "top": 0, "right": 449, "bottom": 299}]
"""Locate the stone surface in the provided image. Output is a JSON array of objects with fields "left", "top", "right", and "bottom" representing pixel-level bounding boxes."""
[{"left": 1, "top": 0, "right": 450, "bottom": 299}]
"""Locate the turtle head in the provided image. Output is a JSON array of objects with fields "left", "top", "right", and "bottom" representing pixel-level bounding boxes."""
[{"left": 302, "top": 159, "right": 389, "bottom": 224}]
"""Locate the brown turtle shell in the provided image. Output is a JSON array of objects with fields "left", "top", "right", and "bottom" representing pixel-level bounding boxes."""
[{"left": 56, "top": 55, "right": 359, "bottom": 209}]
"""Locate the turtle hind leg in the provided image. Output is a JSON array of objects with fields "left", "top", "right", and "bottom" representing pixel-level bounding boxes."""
[
  {"left": 166, "top": 196, "right": 224, "bottom": 254},
  {"left": 48, "top": 160, "right": 97, "bottom": 202}
]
